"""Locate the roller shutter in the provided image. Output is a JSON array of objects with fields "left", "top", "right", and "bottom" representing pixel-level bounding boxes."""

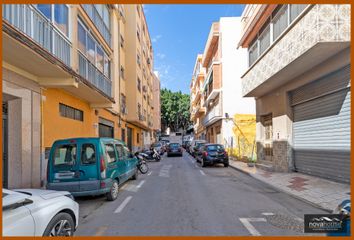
[{"left": 291, "top": 65, "right": 350, "bottom": 183}]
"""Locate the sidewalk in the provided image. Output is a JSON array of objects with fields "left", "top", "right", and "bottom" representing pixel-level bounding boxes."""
[{"left": 229, "top": 159, "right": 350, "bottom": 211}]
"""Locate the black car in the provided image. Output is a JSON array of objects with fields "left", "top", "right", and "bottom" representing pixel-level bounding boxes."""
[
  {"left": 182, "top": 140, "right": 190, "bottom": 149},
  {"left": 197, "top": 144, "right": 229, "bottom": 167},
  {"left": 166, "top": 143, "right": 183, "bottom": 157}
]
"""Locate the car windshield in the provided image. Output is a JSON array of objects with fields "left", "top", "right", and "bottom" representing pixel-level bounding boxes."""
[
  {"left": 207, "top": 145, "right": 224, "bottom": 151},
  {"left": 170, "top": 143, "right": 180, "bottom": 148},
  {"left": 195, "top": 142, "right": 205, "bottom": 148}
]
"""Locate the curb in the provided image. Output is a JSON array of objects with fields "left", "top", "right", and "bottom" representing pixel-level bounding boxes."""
[{"left": 229, "top": 162, "right": 332, "bottom": 213}]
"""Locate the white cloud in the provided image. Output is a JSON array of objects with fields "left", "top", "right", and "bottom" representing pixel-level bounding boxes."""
[
  {"left": 151, "top": 34, "right": 162, "bottom": 43},
  {"left": 156, "top": 53, "right": 166, "bottom": 59}
]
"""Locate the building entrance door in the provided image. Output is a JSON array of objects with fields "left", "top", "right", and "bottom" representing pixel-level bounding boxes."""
[{"left": 127, "top": 127, "right": 133, "bottom": 151}]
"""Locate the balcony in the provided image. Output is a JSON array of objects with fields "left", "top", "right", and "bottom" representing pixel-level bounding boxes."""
[
  {"left": 78, "top": 51, "right": 112, "bottom": 98},
  {"left": 3, "top": 4, "right": 71, "bottom": 66},
  {"left": 242, "top": 4, "right": 350, "bottom": 97},
  {"left": 81, "top": 4, "right": 111, "bottom": 47},
  {"left": 202, "top": 22, "right": 219, "bottom": 67},
  {"left": 203, "top": 104, "right": 222, "bottom": 127},
  {"left": 2, "top": 4, "right": 115, "bottom": 107}
]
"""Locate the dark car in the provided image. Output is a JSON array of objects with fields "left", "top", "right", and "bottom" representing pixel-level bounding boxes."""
[
  {"left": 182, "top": 140, "right": 191, "bottom": 149},
  {"left": 166, "top": 143, "right": 183, "bottom": 157},
  {"left": 198, "top": 144, "right": 229, "bottom": 167},
  {"left": 193, "top": 142, "right": 207, "bottom": 160}
]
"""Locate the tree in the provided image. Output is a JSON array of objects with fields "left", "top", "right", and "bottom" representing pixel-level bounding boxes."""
[{"left": 160, "top": 88, "right": 192, "bottom": 132}]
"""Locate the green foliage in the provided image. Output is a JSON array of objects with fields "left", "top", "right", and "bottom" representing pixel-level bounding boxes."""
[{"left": 160, "top": 88, "right": 192, "bottom": 132}]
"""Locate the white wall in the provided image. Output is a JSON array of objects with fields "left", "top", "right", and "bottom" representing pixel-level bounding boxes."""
[{"left": 219, "top": 17, "right": 256, "bottom": 147}]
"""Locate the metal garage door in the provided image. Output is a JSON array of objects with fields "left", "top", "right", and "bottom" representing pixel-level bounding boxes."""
[
  {"left": 99, "top": 117, "right": 114, "bottom": 138},
  {"left": 291, "top": 65, "right": 350, "bottom": 183}
]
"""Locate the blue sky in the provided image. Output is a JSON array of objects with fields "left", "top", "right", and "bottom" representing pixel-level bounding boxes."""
[{"left": 144, "top": 4, "right": 245, "bottom": 94}]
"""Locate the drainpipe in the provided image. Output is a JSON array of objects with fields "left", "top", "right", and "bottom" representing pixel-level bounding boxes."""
[{"left": 40, "top": 88, "right": 45, "bottom": 188}]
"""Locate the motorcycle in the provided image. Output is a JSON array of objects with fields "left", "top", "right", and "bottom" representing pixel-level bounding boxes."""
[
  {"left": 142, "top": 147, "right": 161, "bottom": 162},
  {"left": 327, "top": 199, "right": 350, "bottom": 236},
  {"left": 134, "top": 152, "right": 149, "bottom": 174}
]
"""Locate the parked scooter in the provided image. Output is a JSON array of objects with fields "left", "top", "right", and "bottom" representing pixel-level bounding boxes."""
[
  {"left": 134, "top": 152, "right": 149, "bottom": 174},
  {"left": 141, "top": 147, "right": 161, "bottom": 162},
  {"left": 327, "top": 199, "right": 350, "bottom": 236}
]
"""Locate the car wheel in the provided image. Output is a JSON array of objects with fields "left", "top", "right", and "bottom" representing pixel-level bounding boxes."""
[
  {"left": 106, "top": 179, "right": 119, "bottom": 201},
  {"left": 131, "top": 168, "right": 138, "bottom": 180},
  {"left": 224, "top": 162, "right": 229, "bottom": 167},
  {"left": 43, "top": 212, "right": 75, "bottom": 236}
]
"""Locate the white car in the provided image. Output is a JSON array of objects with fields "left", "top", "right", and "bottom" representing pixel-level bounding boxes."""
[{"left": 2, "top": 188, "right": 79, "bottom": 236}]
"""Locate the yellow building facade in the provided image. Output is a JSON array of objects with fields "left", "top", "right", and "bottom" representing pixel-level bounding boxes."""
[{"left": 2, "top": 4, "right": 159, "bottom": 188}]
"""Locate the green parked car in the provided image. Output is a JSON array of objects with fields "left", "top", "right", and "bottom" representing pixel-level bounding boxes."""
[{"left": 47, "top": 137, "right": 138, "bottom": 201}]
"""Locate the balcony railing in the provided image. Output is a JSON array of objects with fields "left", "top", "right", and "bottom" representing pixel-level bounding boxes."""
[
  {"left": 203, "top": 104, "right": 222, "bottom": 126},
  {"left": 3, "top": 4, "right": 71, "bottom": 66},
  {"left": 78, "top": 51, "right": 111, "bottom": 97},
  {"left": 82, "top": 4, "right": 111, "bottom": 47}
]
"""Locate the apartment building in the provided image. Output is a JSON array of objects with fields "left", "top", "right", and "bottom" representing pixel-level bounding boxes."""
[
  {"left": 2, "top": 4, "right": 159, "bottom": 188},
  {"left": 152, "top": 71, "right": 161, "bottom": 138},
  {"left": 238, "top": 4, "right": 350, "bottom": 182},
  {"left": 124, "top": 5, "right": 155, "bottom": 152},
  {"left": 190, "top": 18, "right": 255, "bottom": 159},
  {"left": 190, "top": 54, "right": 206, "bottom": 140}
]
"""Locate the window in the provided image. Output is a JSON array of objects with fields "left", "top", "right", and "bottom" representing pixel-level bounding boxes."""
[
  {"left": 248, "top": 39, "right": 258, "bottom": 66},
  {"left": 87, "top": 34, "right": 96, "bottom": 63},
  {"left": 104, "top": 54, "right": 110, "bottom": 78},
  {"left": 123, "top": 146, "right": 130, "bottom": 158},
  {"left": 137, "top": 26, "right": 140, "bottom": 41},
  {"left": 272, "top": 5, "right": 288, "bottom": 41},
  {"left": 78, "top": 22, "right": 86, "bottom": 54},
  {"left": 96, "top": 46, "right": 104, "bottom": 72},
  {"left": 137, "top": 133, "right": 140, "bottom": 144},
  {"left": 37, "top": 4, "right": 52, "bottom": 19},
  {"left": 137, "top": 78, "right": 141, "bottom": 92},
  {"left": 247, "top": 4, "right": 308, "bottom": 67},
  {"left": 36, "top": 5, "right": 69, "bottom": 37},
  {"left": 53, "top": 144, "right": 76, "bottom": 167},
  {"left": 78, "top": 20, "right": 111, "bottom": 79},
  {"left": 262, "top": 114, "right": 273, "bottom": 157},
  {"left": 259, "top": 23, "right": 270, "bottom": 55},
  {"left": 105, "top": 144, "right": 117, "bottom": 163},
  {"left": 120, "top": 66, "right": 125, "bottom": 79},
  {"left": 121, "top": 129, "right": 126, "bottom": 142},
  {"left": 120, "top": 34, "right": 124, "bottom": 48},
  {"left": 81, "top": 144, "right": 96, "bottom": 165},
  {"left": 137, "top": 53, "right": 141, "bottom": 67},
  {"left": 290, "top": 4, "right": 307, "bottom": 22},
  {"left": 94, "top": 4, "right": 110, "bottom": 30},
  {"left": 121, "top": 94, "right": 126, "bottom": 113},
  {"left": 59, "top": 103, "right": 83, "bottom": 121},
  {"left": 54, "top": 5, "right": 69, "bottom": 36},
  {"left": 115, "top": 144, "right": 124, "bottom": 159}
]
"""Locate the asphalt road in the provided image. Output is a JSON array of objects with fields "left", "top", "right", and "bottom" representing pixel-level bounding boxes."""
[{"left": 75, "top": 151, "right": 326, "bottom": 236}]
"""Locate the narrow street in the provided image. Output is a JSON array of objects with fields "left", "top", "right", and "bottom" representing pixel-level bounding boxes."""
[{"left": 76, "top": 151, "right": 326, "bottom": 236}]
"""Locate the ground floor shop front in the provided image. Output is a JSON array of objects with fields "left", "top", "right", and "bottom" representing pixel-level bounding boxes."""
[{"left": 254, "top": 49, "right": 350, "bottom": 183}]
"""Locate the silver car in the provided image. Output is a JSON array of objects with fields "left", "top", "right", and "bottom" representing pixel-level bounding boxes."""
[{"left": 2, "top": 188, "right": 79, "bottom": 236}]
